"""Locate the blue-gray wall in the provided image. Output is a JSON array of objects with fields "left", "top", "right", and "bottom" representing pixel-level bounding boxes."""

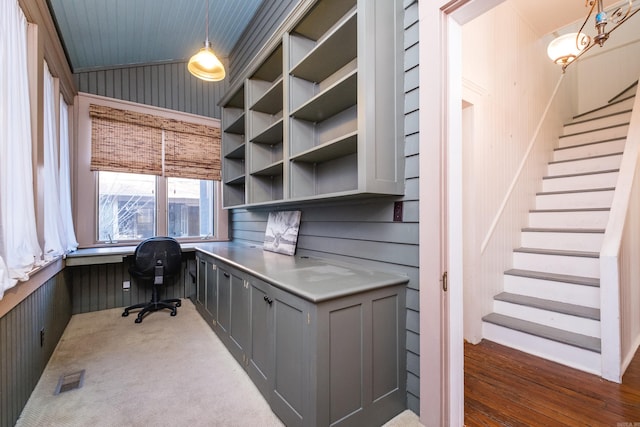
[
  {"left": 228, "top": 0, "right": 421, "bottom": 413},
  {"left": 0, "top": 271, "right": 72, "bottom": 427}
]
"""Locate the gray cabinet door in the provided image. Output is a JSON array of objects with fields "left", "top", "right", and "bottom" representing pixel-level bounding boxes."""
[
  {"left": 247, "top": 278, "right": 272, "bottom": 400},
  {"left": 205, "top": 262, "right": 217, "bottom": 319},
  {"left": 269, "top": 286, "right": 308, "bottom": 427},
  {"left": 217, "top": 267, "right": 232, "bottom": 335},
  {"left": 229, "top": 273, "right": 250, "bottom": 365},
  {"left": 196, "top": 256, "right": 206, "bottom": 308}
]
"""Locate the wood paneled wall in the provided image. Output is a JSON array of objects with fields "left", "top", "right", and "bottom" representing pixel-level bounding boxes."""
[
  {"left": 75, "top": 63, "right": 228, "bottom": 118},
  {"left": 67, "top": 256, "right": 196, "bottom": 315},
  {"left": 229, "top": 0, "right": 421, "bottom": 414},
  {"left": 0, "top": 271, "right": 71, "bottom": 427}
]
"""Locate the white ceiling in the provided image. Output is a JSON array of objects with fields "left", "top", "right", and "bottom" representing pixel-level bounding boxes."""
[{"left": 510, "top": 0, "right": 630, "bottom": 36}]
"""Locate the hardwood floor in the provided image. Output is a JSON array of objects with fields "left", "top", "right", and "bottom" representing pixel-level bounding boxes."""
[{"left": 464, "top": 340, "right": 640, "bottom": 426}]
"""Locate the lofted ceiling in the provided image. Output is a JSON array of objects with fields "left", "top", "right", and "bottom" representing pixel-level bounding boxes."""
[
  {"left": 48, "top": 0, "right": 638, "bottom": 75},
  {"left": 47, "top": 0, "right": 265, "bottom": 73}
]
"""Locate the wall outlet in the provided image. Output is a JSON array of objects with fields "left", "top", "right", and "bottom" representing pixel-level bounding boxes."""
[
  {"left": 393, "top": 201, "right": 403, "bottom": 222},
  {"left": 123, "top": 280, "right": 130, "bottom": 291}
]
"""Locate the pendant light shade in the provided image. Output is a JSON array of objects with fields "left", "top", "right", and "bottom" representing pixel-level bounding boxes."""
[
  {"left": 188, "top": 0, "right": 225, "bottom": 82},
  {"left": 188, "top": 40, "right": 226, "bottom": 81}
]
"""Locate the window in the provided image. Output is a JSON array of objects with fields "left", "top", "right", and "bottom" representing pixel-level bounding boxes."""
[
  {"left": 97, "top": 172, "right": 216, "bottom": 243},
  {"left": 80, "top": 99, "right": 226, "bottom": 246},
  {"left": 167, "top": 178, "right": 214, "bottom": 238},
  {"left": 98, "top": 172, "right": 156, "bottom": 242}
]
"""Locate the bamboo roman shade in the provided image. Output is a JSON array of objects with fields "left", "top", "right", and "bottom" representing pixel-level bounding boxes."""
[{"left": 89, "top": 104, "right": 221, "bottom": 180}]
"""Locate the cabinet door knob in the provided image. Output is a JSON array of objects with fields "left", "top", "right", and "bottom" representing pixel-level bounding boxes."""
[
  {"left": 223, "top": 272, "right": 230, "bottom": 278},
  {"left": 264, "top": 295, "right": 273, "bottom": 305}
]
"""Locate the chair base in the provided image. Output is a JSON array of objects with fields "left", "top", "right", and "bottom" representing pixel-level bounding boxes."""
[{"left": 122, "top": 298, "right": 182, "bottom": 323}]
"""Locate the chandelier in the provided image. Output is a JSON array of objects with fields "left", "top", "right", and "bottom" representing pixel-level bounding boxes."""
[{"left": 547, "top": 0, "right": 639, "bottom": 72}]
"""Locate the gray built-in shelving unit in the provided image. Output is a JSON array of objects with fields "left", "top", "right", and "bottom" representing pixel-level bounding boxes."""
[{"left": 220, "top": 0, "right": 404, "bottom": 208}]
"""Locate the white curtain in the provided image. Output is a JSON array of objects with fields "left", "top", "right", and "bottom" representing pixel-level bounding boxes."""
[
  {"left": 43, "top": 62, "right": 66, "bottom": 259},
  {"left": 59, "top": 98, "right": 78, "bottom": 252},
  {"left": 0, "top": 0, "right": 43, "bottom": 298}
]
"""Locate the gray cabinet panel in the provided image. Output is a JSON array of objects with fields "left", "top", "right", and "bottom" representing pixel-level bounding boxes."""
[
  {"left": 329, "top": 304, "right": 363, "bottom": 422},
  {"left": 217, "top": 267, "right": 232, "bottom": 335},
  {"left": 205, "top": 263, "right": 217, "bottom": 319},
  {"left": 194, "top": 247, "right": 406, "bottom": 426},
  {"left": 272, "top": 294, "right": 305, "bottom": 425},
  {"left": 248, "top": 280, "right": 271, "bottom": 398},
  {"left": 229, "top": 273, "right": 250, "bottom": 365}
]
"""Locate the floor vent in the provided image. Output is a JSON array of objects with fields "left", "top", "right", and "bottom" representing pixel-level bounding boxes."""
[{"left": 54, "top": 370, "right": 85, "bottom": 395}]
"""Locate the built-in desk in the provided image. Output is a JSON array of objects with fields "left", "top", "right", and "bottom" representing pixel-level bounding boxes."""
[
  {"left": 64, "top": 242, "right": 207, "bottom": 266},
  {"left": 194, "top": 242, "right": 408, "bottom": 427}
]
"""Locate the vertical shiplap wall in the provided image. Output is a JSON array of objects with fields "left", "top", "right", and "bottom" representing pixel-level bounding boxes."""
[
  {"left": 0, "top": 271, "right": 71, "bottom": 427},
  {"left": 460, "top": 2, "right": 574, "bottom": 342},
  {"left": 68, "top": 257, "right": 196, "bottom": 314},
  {"left": 74, "top": 62, "right": 229, "bottom": 118},
  {"left": 229, "top": 0, "right": 421, "bottom": 414}
]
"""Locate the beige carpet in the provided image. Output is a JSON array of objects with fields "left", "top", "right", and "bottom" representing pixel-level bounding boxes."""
[{"left": 17, "top": 300, "right": 423, "bottom": 427}]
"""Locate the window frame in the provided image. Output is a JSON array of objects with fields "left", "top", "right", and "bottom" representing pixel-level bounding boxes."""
[{"left": 75, "top": 93, "right": 228, "bottom": 248}]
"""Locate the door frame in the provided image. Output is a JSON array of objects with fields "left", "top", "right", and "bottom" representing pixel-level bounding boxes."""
[{"left": 418, "top": 1, "right": 505, "bottom": 425}]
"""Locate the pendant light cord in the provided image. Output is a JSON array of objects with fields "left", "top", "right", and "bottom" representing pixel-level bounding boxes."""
[{"left": 205, "top": 0, "right": 209, "bottom": 43}]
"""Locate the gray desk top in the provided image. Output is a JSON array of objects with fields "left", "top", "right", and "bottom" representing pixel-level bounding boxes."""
[
  {"left": 196, "top": 242, "right": 408, "bottom": 303},
  {"left": 66, "top": 241, "right": 408, "bottom": 302}
]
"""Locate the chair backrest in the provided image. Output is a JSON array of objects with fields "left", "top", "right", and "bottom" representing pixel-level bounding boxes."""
[{"left": 132, "top": 236, "right": 182, "bottom": 278}]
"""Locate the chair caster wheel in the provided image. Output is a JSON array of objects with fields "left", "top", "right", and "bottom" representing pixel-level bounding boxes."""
[
  {"left": 122, "top": 312, "right": 129, "bottom": 317},
  {"left": 170, "top": 311, "right": 177, "bottom": 316},
  {"left": 135, "top": 317, "right": 142, "bottom": 323},
  {"left": 176, "top": 301, "right": 182, "bottom": 307}
]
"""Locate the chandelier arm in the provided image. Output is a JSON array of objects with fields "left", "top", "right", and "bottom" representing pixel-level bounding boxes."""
[{"left": 561, "top": 38, "right": 597, "bottom": 72}]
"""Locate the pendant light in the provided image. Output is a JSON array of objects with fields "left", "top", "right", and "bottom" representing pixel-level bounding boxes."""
[{"left": 188, "top": 0, "right": 226, "bottom": 81}]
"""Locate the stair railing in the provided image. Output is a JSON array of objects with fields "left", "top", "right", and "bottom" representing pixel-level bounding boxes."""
[{"left": 600, "top": 78, "right": 640, "bottom": 382}]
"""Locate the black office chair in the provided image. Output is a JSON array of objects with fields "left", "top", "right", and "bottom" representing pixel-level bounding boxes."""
[{"left": 122, "top": 236, "right": 183, "bottom": 323}]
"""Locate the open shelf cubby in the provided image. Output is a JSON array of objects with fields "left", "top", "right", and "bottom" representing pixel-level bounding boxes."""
[{"left": 219, "top": 0, "right": 403, "bottom": 208}]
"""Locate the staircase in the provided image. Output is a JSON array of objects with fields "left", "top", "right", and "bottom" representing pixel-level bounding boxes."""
[{"left": 482, "top": 86, "right": 637, "bottom": 375}]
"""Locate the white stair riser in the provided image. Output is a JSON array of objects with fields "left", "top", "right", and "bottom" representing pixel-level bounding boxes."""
[
  {"left": 513, "top": 252, "right": 599, "bottom": 278},
  {"left": 542, "top": 172, "right": 618, "bottom": 192},
  {"left": 548, "top": 154, "right": 622, "bottom": 175},
  {"left": 562, "top": 113, "right": 631, "bottom": 136},
  {"left": 521, "top": 231, "right": 603, "bottom": 252},
  {"left": 493, "top": 301, "right": 600, "bottom": 338},
  {"left": 482, "top": 323, "right": 601, "bottom": 375},
  {"left": 535, "top": 190, "right": 614, "bottom": 210},
  {"left": 504, "top": 275, "right": 600, "bottom": 308},
  {"left": 559, "top": 125, "right": 629, "bottom": 148},
  {"left": 529, "top": 211, "right": 609, "bottom": 228},
  {"left": 573, "top": 97, "right": 635, "bottom": 121},
  {"left": 553, "top": 139, "right": 625, "bottom": 162}
]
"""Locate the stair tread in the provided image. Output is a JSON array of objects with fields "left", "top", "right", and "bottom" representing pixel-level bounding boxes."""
[
  {"left": 543, "top": 169, "right": 619, "bottom": 180},
  {"left": 495, "top": 292, "right": 600, "bottom": 320},
  {"left": 554, "top": 137, "right": 626, "bottom": 152},
  {"left": 522, "top": 227, "right": 605, "bottom": 234},
  {"left": 536, "top": 187, "right": 615, "bottom": 196},
  {"left": 530, "top": 207, "right": 610, "bottom": 213},
  {"left": 566, "top": 109, "right": 632, "bottom": 127},
  {"left": 505, "top": 268, "right": 599, "bottom": 287},
  {"left": 573, "top": 94, "right": 635, "bottom": 120},
  {"left": 482, "top": 313, "right": 601, "bottom": 353},
  {"left": 514, "top": 247, "right": 599, "bottom": 258},
  {"left": 559, "top": 122, "right": 629, "bottom": 139},
  {"left": 549, "top": 151, "right": 623, "bottom": 165}
]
